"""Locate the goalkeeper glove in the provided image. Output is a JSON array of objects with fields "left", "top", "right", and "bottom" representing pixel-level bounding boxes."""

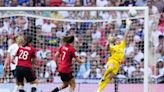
[{"left": 126, "top": 19, "right": 132, "bottom": 29}]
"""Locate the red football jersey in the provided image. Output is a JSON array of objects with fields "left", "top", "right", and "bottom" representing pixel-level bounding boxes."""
[
  {"left": 57, "top": 44, "right": 78, "bottom": 73},
  {"left": 16, "top": 46, "right": 36, "bottom": 68}
]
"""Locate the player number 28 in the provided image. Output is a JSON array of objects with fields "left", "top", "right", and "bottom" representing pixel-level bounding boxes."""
[{"left": 19, "top": 50, "right": 29, "bottom": 60}]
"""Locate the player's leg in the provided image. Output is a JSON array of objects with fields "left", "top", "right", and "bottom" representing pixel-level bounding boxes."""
[
  {"left": 103, "top": 61, "right": 114, "bottom": 79},
  {"left": 17, "top": 81, "right": 25, "bottom": 92},
  {"left": 97, "top": 73, "right": 115, "bottom": 92},
  {"left": 30, "top": 79, "right": 39, "bottom": 92},
  {"left": 98, "top": 61, "right": 114, "bottom": 86},
  {"left": 97, "top": 61, "right": 119, "bottom": 92},
  {"left": 51, "top": 82, "right": 69, "bottom": 92},
  {"left": 25, "top": 68, "right": 38, "bottom": 92},
  {"left": 51, "top": 72, "right": 70, "bottom": 92},
  {"left": 68, "top": 78, "right": 76, "bottom": 92},
  {"left": 12, "top": 68, "right": 18, "bottom": 92},
  {"left": 16, "top": 66, "right": 25, "bottom": 92}
]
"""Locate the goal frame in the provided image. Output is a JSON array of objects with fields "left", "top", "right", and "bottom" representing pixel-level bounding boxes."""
[{"left": 0, "top": 7, "right": 149, "bottom": 92}]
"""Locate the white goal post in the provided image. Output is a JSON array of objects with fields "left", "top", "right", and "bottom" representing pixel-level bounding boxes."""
[{"left": 0, "top": 7, "right": 149, "bottom": 92}]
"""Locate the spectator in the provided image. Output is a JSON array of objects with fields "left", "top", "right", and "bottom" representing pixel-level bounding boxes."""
[
  {"left": 10, "top": 0, "right": 18, "bottom": 6},
  {"left": 45, "top": 0, "right": 50, "bottom": 6},
  {"left": 3, "top": 18, "right": 10, "bottom": 34},
  {"left": 156, "top": 35, "right": 164, "bottom": 58},
  {"left": 9, "top": 20, "right": 18, "bottom": 36},
  {"left": 15, "top": 16, "right": 28, "bottom": 31},
  {"left": 63, "top": 0, "right": 76, "bottom": 7},
  {"left": 85, "top": 60, "right": 101, "bottom": 79},
  {"left": 147, "top": 0, "right": 159, "bottom": 15},
  {"left": 35, "top": 18, "right": 44, "bottom": 27},
  {"left": 36, "top": 26, "right": 42, "bottom": 36},
  {"left": 29, "top": 0, "right": 33, "bottom": 6},
  {"left": 0, "top": 20, "right": 5, "bottom": 35},
  {"left": 49, "top": 0, "right": 62, "bottom": 6},
  {"left": 96, "top": 0, "right": 108, "bottom": 7},
  {"left": 99, "top": 11, "right": 111, "bottom": 20},
  {"left": 1, "top": 31, "right": 8, "bottom": 50},
  {"left": 46, "top": 51, "right": 57, "bottom": 82},
  {"left": 123, "top": 58, "right": 136, "bottom": 77},
  {"left": 86, "top": 1, "right": 95, "bottom": 7},
  {"left": 50, "top": 11, "right": 63, "bottom": 19},
  {"left": 36, "top": 42, "right": 51, "bottom": 60},
  {"left": 125, "top": 31, "right": 135, "bottom": 57},
  {"left": 152, "top": 59, "right": 164, "bottom": 83},
  {"left": 158, "top": 13, "right": 164, "bottom": 33},
  {"left": 139, "top": 58, "right": 144, "bottom": 72},
  {"left": 77, "top": 52, "right": 90, "bottom": 78},
  {"left": 41, "top": 20, "right": 56, "bottom": 34},
  {"left": 21, "top": 2, "right": 28, "bottom": 7},
  {"left": 46, "top": 27, "right": 60, "bottom": 47},
  {"left": 133, "top": 46, "right": 144, "bottom": 63},
  {"left": 0, "top": 0, "right": 4, "bottom": 6},
  {"left": 123, "top": 0, "right": 136, "bottom": 6},
  {"left": 56, "top": 23, "right": 66, "bottom": 38},
  {"left": 153, "top": 0, "right": 164, "bottom": 13},
  {"left": 34, "top": 0, "right": 45, "bottom": 6},
  {"left": 117, "top": 68, "right": 127, "bottom": 83},
  {"left": 131, "top": 64, "right": 144, "bottom": 79},
  {"left": 91, "top": 23, "right": 101, "bottom": 42},
  {"left": 17, "top": 0, "right": 29, "bottom": 6},
  {"left": 135, "top": 0, "right": 146, "bottom": 6},
  {"left": 150, "top": 27, "right": 162, "bottom": 48}
]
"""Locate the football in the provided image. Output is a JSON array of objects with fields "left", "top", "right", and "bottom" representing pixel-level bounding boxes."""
[{"left": 129, "top": 9, "right": 137, "bottom": 17}]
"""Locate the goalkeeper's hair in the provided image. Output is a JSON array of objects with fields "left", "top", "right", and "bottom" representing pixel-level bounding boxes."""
[
  {"left": 110, "top": 36, "right": 117, "bottom": 45},
  {"left": 24, "top": 35, "right": 33, "bottom": 46},
  {"left": 62, "top": 35, "right": 75, "bottom": 43}
]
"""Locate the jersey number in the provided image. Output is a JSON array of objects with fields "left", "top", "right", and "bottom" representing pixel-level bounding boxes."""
[
  {"left": 62, "top": 51, "right": 66, "bottom": 61},
  {"left": 19, "top": 50, "right": 29, "bottom": 60}
]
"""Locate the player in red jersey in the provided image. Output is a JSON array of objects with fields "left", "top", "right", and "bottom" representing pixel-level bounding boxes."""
[
  {"left": 15, "top": 35, "right": 38, "bottom": 92},
  {"left": 51, "top": 35, "right": 85, "bottom": 92}
]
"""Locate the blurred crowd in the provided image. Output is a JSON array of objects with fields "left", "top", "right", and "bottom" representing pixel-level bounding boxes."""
[{"left": 0, "top": 0, "right": 163, "bottom": 84}]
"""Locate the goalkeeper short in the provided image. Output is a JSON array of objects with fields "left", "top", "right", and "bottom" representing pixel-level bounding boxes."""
[{"left": 106, "top": 59, "right": 120, "bottom": 74}]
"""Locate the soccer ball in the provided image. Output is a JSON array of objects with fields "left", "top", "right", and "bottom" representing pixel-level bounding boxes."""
[{"left": 129, "top": 9, "right": 137, "bottom": 17}]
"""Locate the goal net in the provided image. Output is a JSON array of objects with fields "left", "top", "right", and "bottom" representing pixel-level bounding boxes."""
[{"left": 0, "top": 7, "right": 154, "bottom": 92}]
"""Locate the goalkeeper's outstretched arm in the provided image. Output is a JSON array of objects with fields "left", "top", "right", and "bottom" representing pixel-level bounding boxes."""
[{"left": 124, "top": 19, "right": 132, "bottom": 41}]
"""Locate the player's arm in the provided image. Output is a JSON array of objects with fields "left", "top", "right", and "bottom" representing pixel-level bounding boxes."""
[
  {"left": 124, "top": 19, "right": 132, "bottom": 41},
  {"left": 54, "top": 51, "right": 60, "bottom": 65},
  {"left": 3, "top": 46, "right": 13, "bottom": 70},
  {"left": 31, "top": 57, "right": 37, "bottom": 65},
  {"left": 2, "top": 54, "right": 10, "bottom": 78},
  {"left": 3, "top": 53, "right": 10, "bottom": 70},
  {"left": 72, "top": 50, "right": 85, "bottom": 63},
  {"left": 31, "top": 48, "right": 37, "bottom": 65},
  {"left": 75, "top": 56, "right": 85, "bottom": 63}
]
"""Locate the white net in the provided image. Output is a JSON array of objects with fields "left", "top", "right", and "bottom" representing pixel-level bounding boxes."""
[{"left": 0, "top": 9, "right": 156, "bottom": 92}]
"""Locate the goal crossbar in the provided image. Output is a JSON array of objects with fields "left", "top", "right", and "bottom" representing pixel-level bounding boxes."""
[{"left": 0, "top": 7, "right": 147, "bottom": 11}]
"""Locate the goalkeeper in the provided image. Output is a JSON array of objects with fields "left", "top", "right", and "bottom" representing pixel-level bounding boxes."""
[{"left": 97, "top": 19, "right": 131, "bottom": 92}]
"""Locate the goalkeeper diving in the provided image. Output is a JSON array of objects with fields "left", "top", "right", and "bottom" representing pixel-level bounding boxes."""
[{"left": 97, "top": 19, "right": 131, "bottom": 92}]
